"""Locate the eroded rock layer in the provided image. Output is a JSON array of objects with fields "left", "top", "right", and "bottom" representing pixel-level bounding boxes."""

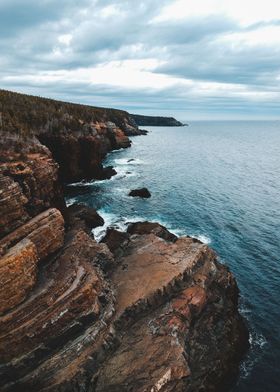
[{"left": 0, "top": 90, "right": 248, "bottom": 392}]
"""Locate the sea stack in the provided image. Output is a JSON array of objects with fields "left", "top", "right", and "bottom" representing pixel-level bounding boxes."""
[{"left": 128, "top": 187, "right": 152, "bottom": 198}]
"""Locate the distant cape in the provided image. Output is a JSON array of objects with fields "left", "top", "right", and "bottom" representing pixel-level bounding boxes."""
[{"left": 130, "top": 113, "right": 184, "bottom": 126}]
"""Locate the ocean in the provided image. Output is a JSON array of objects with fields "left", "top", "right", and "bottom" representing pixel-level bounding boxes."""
[{"left": 66, "top": 121, "right": 280, "bottom": 391}]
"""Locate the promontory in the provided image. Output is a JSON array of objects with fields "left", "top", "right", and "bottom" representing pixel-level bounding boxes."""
[{"left": 0, "top": 89, "right": 248, "bottom": 392}]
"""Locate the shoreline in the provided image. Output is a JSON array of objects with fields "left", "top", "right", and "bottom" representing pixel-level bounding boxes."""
[{"left": 0, "top": 91, "right": 249, "bottom": 391}]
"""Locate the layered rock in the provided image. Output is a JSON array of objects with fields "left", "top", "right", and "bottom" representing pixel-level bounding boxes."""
[
  {"left": 0, "top": 224, "right": 248, "bottom": 392},
  {"left": 96, "top": 234, "right": 248, "bottom": 392},
  {"left": 0, "top": 139, "right": 65, "bottom": 238}
]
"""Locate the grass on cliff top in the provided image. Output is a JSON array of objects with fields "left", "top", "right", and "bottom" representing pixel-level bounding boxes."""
[{"left": 0, "top": 89, "right": 131, "bottom": 137}]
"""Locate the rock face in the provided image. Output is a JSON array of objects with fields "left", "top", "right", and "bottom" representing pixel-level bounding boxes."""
[
  {"left": 1, "top": 89, "right": 143, "bottom": 183},
  {"left": 128, "top": 187, "right": 151, "bottom": 198},
  {"left": 0, "top": 89, "right": 248, "bottom": 392}
]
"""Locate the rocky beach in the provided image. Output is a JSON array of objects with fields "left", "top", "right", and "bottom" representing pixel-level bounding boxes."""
[{"left": 0, "top": 90, "right": 248, "bottom": 391}]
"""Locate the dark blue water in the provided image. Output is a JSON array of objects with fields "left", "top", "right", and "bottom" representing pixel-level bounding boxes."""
[{"left": 66, "top": 121, "right": 280, "bottom": 391}]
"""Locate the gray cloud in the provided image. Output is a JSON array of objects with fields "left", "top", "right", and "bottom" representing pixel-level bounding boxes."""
[{"left": 1, "top": 0, "right": 280, "bottom": 119}]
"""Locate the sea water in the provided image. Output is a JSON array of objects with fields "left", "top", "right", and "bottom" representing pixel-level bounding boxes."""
[{"left": 66, "top": 121, "right": 280, "bottom": 391}]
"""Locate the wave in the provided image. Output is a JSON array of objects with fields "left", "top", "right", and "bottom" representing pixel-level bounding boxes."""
[
  {"left": 192, "top": 234, "right": 211, "bottom": 244},
  {"left": 67, "top": 180, "right": 95, "bottom": 187},
  {"left": 93, "top": 210, "right": 211, "bottom": 246},
  {"left": 238, "top": 301, "right": 268, "bottom": 380},
  {"left": 170, "top": 228, "right": 211, "bottom": 244},
  {"left": 239, "top": 331, "right": 267, "bottom": 379},
  {"left": 65, "top": 197, "right": 79, "bottom": 207},
  {"left": 114, "top": 158, "right": 144, "bottom": 166},
  {"left": 92, "top": 211, "right": 145, "bottom": 242}
]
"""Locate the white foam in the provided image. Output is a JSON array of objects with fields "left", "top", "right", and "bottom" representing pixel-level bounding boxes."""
[
  {"left": 192, "top": 234, "right": 211, "bottom": 244},
  {"left": 92, "top": 211, "right": 145, "bottom": 242},
  {"left": 161, "top": 227, "right": 211, "bottom": 244},
  {"left": 65, "top": 197, "right": 79, "bottom": 207},
  {"left": 67, "top": 180, "right": 95, "bottom": 187},
  {"left": 114, "top": 158, "right": 144, "bottom": 166},
  {"left": 239, "top": 331, "right": 267, "bottom": 379}
]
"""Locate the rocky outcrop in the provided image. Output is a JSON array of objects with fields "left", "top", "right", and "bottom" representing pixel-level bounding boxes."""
[
  {"left": 101, "top": 228, "right": 130, "bottom": 257},
  {"left": 128, "top": 187, "right": 151, "bottom": 198},
  {"left": 37, "top": 121, "right": 130, "bottom": 183},
  {"left": 131, "top": 113, "right": 184, "bottom": 127},
  {"left": 127, "top": 221, "right": 177, "bottom": 242},
  {"left": 66, "top": 203, "right": 104, "bottom": 234},
  {"left": 95, "top": 234, "right": 248, "bottom": 392},
  {"left": 0, "top": 225, "right": 248, "bottom": 392},
  {"left": 0, "top": 90, "right": 248, "bottom": 392},
  {"left": 1, "top": 89, "right": 143, "bottom": 183}
]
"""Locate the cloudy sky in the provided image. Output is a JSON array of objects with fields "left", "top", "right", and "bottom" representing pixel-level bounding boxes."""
[{"left": 1, "top": 0, "right": 280, "bottom": 120}]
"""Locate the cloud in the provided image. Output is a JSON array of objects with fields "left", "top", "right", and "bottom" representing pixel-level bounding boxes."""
[{"left": 1, "top": 0, "right": 280, "bottom": 119}]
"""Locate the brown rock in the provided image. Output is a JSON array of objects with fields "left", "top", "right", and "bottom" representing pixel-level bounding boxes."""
[
  {"left": 0, "top": 239, "right": 38, "bottom": 315},
  {"left": 0, "top": 145, "right": 65, "bottom": 239},
  {"left": 0, "top": 208, "right": 65, "bottom": 259},
  {"left": 95, "top": 234, "right": 248, "bottom": 392},
  {"left": 101, "top": 228, "right": 130, "bottom": 257},
  {"left": 66, "top": 203, "right": 104, "bottom": 233},
  {"left": 0, "top": 173, "right": 30, "bottom": 238},
  {"left": 0, "top": 230, "right": 115, "bottom": 390},
  {"left": 127, "top": 221, "right": 177, "bottom": 242}
]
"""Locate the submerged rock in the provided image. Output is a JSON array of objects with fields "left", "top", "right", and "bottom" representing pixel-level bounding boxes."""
[
  {"left": 93, "top": 165, "right": 117, "bottom": 180},
  {"left": 128, "top": 187, "right": 151, "bottom": 198}
]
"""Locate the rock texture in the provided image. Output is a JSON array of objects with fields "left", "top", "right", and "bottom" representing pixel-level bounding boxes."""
[{"left": 0, "top": 89, "right": 248, "bottom": 392}]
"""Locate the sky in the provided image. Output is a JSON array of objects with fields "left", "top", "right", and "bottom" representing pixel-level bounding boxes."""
[{"left": 1, "top": 0, "right": 280, "bottom": 120}]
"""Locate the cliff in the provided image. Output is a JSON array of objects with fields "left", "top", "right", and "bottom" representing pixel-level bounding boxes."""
[
  {"left": 0, "top": 90, "right": 248, "bottom": 391},
  {"left": 0, "top": 90, "right": 143, "bottom": 182},
  {"left": 131, "top": 113, "right": 184, "bottom": 127}
]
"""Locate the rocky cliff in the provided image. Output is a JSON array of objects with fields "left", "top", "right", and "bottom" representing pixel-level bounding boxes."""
[
  {"left": 0, "top": 90, "right": 248, "bottom": 391},
  {"left": 0, "top": 90, "right": 144, "bottom": 182}
]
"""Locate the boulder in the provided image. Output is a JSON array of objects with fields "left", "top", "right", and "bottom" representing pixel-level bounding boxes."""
[
  {"left": 128, "top": 187, "right": 151, "bottom": 198},
  {"left": 66, "top": 203, "right": 104, "bottom": 233},
  {"left": 101, "top": 228, "right": 130, "bottom": 257},
  {"left": 127, "top": 221, "right": 177, "bottom": 242}
]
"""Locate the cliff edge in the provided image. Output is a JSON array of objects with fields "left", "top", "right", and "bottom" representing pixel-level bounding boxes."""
[{"left": 0, "top": 90, "right": 248, "bottom": 391}]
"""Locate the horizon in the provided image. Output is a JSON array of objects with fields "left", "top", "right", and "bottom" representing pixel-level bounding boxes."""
[{"left": 1, "top": 1, "right": 280, "bottom": 120}]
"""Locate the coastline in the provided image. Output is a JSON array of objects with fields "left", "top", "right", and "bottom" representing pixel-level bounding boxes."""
[{"left": 0, "top": 91, "right": 248, "bottom": 391}]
